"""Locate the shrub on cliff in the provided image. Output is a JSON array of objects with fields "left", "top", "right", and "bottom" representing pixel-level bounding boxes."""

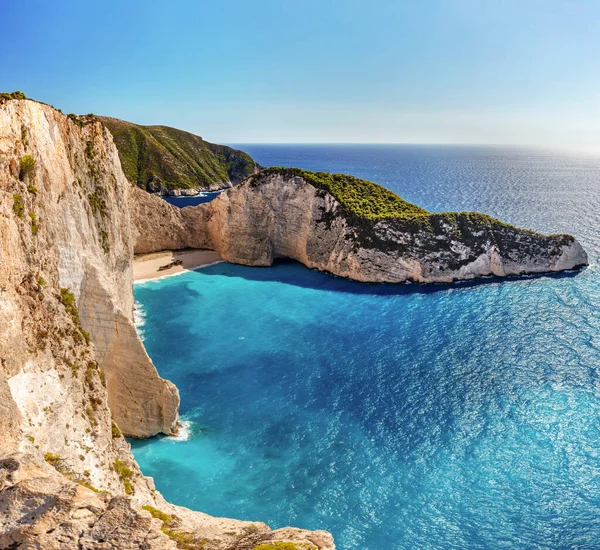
[
  {"left": 12, "top": 194, "right": 24, "bottom": 219},
  {"left": 0, "top": 90, "right": 27, "bottom": 101},
  {"left": 19, "top": 155, "right": 36, "bottom": 182},
  {"left": 113, "top": 459, "right": 134, "bottom": 494},
  {"left": 29, "top": 211, "right": 39, "bottom": 235},
  {"left": 259, "top": 167, "right": 428, "bottom": 221}
]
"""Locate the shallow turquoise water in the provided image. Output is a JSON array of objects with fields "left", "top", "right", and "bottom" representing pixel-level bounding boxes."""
[{"left": 132, "top": 146, "right": 600, "bottom": 549}]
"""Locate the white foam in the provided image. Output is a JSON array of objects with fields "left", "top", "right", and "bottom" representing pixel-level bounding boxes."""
[
  {"left": 168, "top": 419, "right": 193, "bottom": 442},
  {"left": 133, "top": 300, "right": 146, "bottom": 336}
]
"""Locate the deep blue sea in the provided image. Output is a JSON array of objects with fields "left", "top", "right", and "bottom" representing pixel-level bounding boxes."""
[
  {"left": 132, "top": 145, "right": 600, "bottom": 550},
  {"left": 162, "top": 190, "right": 223, "bottom": 207}
]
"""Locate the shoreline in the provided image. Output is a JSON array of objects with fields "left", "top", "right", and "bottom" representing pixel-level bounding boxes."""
[{"left": 133, "top": 249, "right": 223, "bottom": 283}]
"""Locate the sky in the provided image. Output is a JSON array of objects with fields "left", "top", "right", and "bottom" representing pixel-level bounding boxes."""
[{"left": 1, "top": 0, "right": 599, "bottom": 147}]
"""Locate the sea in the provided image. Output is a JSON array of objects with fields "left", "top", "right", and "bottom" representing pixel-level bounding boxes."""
[{"left": 132, "top": 145, "right": 600, "bottom": 550}]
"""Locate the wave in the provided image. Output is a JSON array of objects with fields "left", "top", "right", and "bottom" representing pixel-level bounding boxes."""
[{"left": 167, "top": 419, "right": 193, "bottom": 442}]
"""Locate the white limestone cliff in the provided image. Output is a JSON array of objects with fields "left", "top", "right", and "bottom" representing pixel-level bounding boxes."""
[
  {"left": 0, "top": 99, "right": 334, "bottom": 550},
  {"left": 131, "top": 170, "right": 588, "bottom": 283}
]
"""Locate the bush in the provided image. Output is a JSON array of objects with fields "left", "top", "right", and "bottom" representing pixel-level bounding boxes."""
[
  {"left": 44, "top": 453, "right": 63, "bottom": 470},
  {"left": 111, "top": 422, "right": 122, "bottom": 439},
  {"left": 59, "top": 288, "right": 79, "bottom": 323},
  {"left": 29, "top": 211, "right": 39, "bottom": 235},
  {"left": 0, "top": 91, "right": 27, "bottom": 101},
  {"left": 259, "top": 167, "right": 428, "bottom": 221},
  {"left": 114, "top": 459, "right": 134, "bottom": 494},
  {"left": 19, "top": 155, "right": 36, "bottom": 182},
  {"left": 21, "top": 124, "right": 28, "bottom": 148},
  {"left": 142, "top": 505, "right": 172, "bottom": 524},
  {"left": 13, "top": 194, "right": 24, "bottom": 218}
]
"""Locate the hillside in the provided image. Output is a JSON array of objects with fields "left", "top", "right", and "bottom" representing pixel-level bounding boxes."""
[{"left": 99, "top": 117, "right": 259, "bottom": 194}]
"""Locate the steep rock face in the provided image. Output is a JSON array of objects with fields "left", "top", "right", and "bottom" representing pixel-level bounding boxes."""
[
  {"left": 0, "top": 99, "right": 335, "bottom": 550},
  {"left": 0, "top": 99, "right": 178, "bottom": 439},
  {"left": 132, "top": 170, "right": 588, "bottom": 283}
]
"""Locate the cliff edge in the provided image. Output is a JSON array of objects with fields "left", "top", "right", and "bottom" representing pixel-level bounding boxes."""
[
  {"left": 0, "top": 98, "right": 334, "bottom": 550},
  {"left": 132, "top": 167, "right": 588, "bottom": 282}
]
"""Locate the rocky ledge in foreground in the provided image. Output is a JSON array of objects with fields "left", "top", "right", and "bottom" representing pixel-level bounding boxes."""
[{"left": 133, "top": 167, "right": 588, "bottom": 283}]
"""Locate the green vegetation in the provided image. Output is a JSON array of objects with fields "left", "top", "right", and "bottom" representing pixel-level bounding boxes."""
[
  {"left": 0, "top": 90, "right": 27, "bottom": 101},
  {"left": 44, "top": 452, "right": 105, "bottom": 493},
  {"left": 142, "top": 505, "right": 172, "bottom": 524},
  {"left": 142, "top": 505, "right": 203, "bottom": 549},
  {"left": 88, "top": 191, "right": 107, "bottom": 217},
  {"left": 29, "top": 211, "right": 39, "bottom": 235},
  {"left": 59, "top": 288, "right": 91, "bottom": 344},
  {"left": 99, "top": 116, "right": 258, "bottom": 192},
  {"left": 113, "top": 459, "right": 134, "bottom": 495},
  {"left": 160, "top": 528, "right": 203, "bottom": 550},
  {"left": 21, "top": 124, "right": 28, "bottom": 147},
  {"left": 59, "top": 288, "right": 79, "bottom": 324},
  {"left": 259, "top": 167, "right": 428, "bottom": 221},
  {"left": 111, "top": 421, "right": 122, "bottom": 439},
  {"left": 100, "top": 230, "right": 109, "bottom": 253},
  {"left": 85, "top": 406, "right": 97, "bottom": 427},
  {"left": 85, "top": 140, "right": 95, "bottom": 160},
  {"left": 12, "top": 194, "right": 24, "bottom": 218},
  {"left": 69, "top": 361, "right": 80, "bottom": 377},
  {"left": 67, "top": 113, "right": 97, "bottom": 128},
  {"left": 19, "top": 155, "right": 36, "bottom": 181},
  {"left": 44, "top": 452, "right": 62, "bottom": 469},
  {"left": 37, "top": 276, "right": 47, "bottom": 288}
]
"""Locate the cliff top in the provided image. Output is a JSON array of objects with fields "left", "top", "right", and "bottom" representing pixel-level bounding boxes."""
[
  {"left": 257, "top": 166, "right": 428, "bottom": 221},
  {"left": 253, "top": 167, "right": 571, "bottom": 241}
]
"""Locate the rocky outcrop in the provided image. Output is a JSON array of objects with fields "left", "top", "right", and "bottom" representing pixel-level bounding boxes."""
[
  {"left": 132, "top": 168, "right": 588, "bottom": 283},
  {"left": 0, "top": 99, "right": 178, "bottom": 439},
  {"left": 0, "top": 99, "right": 334, "bottom": 550},
  {"left": 0, "top": 452, "right": 333, "bottom": 550}
]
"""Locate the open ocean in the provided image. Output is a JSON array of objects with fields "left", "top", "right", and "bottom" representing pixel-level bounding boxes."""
[{"left": 132, "top": 145, "right": 600, "bottom": 550}]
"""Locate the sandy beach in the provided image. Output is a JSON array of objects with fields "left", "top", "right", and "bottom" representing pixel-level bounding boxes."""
[{"left": 133, "top": 249, "right": 222, "bottom": 282}]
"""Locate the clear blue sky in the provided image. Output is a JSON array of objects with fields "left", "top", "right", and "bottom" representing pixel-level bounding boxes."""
[{"left": 2, "top": 0, "right": 599, "bottom": 147}]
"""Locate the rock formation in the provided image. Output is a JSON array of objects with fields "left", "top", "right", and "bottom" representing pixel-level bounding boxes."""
[
  {"left": 131, "top": 168, "right": 588, "bottom": 283},
  {"left": 0, "top": 98, "right": 334, "bottom": 550}
]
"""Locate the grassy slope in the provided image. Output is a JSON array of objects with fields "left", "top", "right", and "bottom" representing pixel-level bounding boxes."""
[
  {"left": 255, "top": 167, "right": 574, "bottom": 239},
  {"left": 258, "top": 167, "right": 428, "bottom": 221},
  {"left": 99, "top": 117, "right": 258, "bottom": 192}
]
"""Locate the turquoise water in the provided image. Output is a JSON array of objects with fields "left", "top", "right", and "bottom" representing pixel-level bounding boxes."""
[{"left": 132, "top": 146, "right": 600, "bottom": 549}]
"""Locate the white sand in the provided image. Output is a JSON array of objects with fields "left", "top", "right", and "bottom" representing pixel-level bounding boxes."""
[{"left": 133, "top": 249, "right": 222, "bottom": 282}]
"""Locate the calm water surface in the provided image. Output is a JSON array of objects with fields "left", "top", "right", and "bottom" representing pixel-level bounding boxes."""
[{"left": 132, "top": 145, "right": 600, "bottom": 550}]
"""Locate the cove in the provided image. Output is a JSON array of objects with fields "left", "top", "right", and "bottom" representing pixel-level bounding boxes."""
[{"left": 132, "top": 260, "right": 600, "bottom": 550}]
